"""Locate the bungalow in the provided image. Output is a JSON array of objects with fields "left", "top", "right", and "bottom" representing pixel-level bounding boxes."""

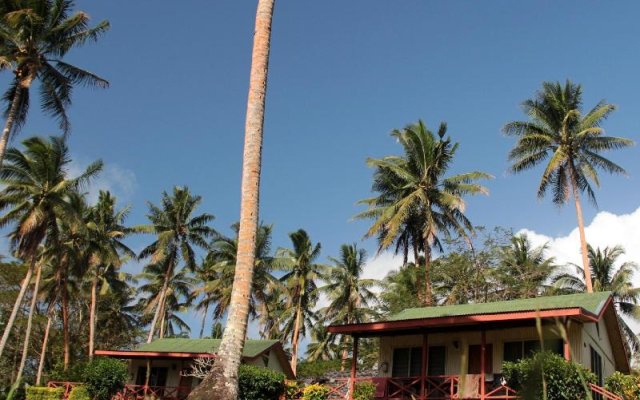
[
  {"left": 327, "top": 291, "right": 628, "bottom": 400},
  {"left": 93, "top": 338, "right": 294, "bottom": 400}
]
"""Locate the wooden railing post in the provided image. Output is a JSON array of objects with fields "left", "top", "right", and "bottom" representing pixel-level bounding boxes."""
[
  {"left": 348, "top": 336, "right": 359, "bottom": 400},
  {"left": 481, "top": 330, "right": 486, "bottom": 400},
  {"left": 420, "top": 333, "right": 428, "bottom": 400}
]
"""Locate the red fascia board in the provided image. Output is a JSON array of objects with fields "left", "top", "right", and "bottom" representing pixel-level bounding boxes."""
[
  {"left": 94, "top": 350, "right": 217, "bottom": 359},
  {"left": 327, "top": 308, "right": 597, "bottom": 335}
]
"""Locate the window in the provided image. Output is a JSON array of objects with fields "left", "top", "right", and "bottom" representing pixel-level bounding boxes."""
[
  {"left": 503, "top": 339, "right": 563, "bottom": 363},
  {"left": 590, "top": 346, "right": 603, "bottom": 386},
  {"left": 392, "top": 346, "right": 447, "bottom": 377},
  {"left": 135, "top": 367, "right": 168, "bottom": 386}
]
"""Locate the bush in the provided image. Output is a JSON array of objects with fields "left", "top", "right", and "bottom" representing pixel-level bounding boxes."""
[
  {"left": 296, "top": 359, "right": 343, "bottom": 379},
  {"left": 301, "top": 384, "right": 329, "bottom": 400},
  {"left": 238, "top": 364, "right": 285, "bottom": 400},
  {"left": 605, "top": 372, "right": 640, "bottom": 399},
  {"left": 285, "top": 381, "right": 301, "bottom": 399},
  {"left": 503, "top": 352, "right": 596, "bottom": 400},
  {"left": 48, "top": 362, "right": 87, "bottom": 383},
  {"left": 67, "top": 387, "right": 90, "bottom": 400},
  {"left": 25, "top": 387, "right": 64, "bottom": 400},
  {"left": 82, "top": 358, "right": 128, "bottom": 400},
  {"left": 352, "top": 381, "right": 376, "bottom": 400}
]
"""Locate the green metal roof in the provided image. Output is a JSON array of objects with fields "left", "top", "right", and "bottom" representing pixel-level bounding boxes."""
[
  {"left": 135, "top": 338, "right": 279, "bottom": 358},
  {"left": 388, "top": 292, "right": 612, "bottom": 321}
]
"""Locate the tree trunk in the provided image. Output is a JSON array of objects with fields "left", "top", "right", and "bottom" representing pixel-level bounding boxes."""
[
  {"left": 159, "top": 312, "right": 166, "bottom": 339},
  {"left": 290, "top": 298, "right": 302, "bottom": 375},
  {"left": 199, "top": 303, "right": 209, "bottom": 339},
  {"left": 0, "top": 257, "right": 35, "bottom": 359},
  {"left": 36, "top": 311, "right": 53, "bottom": 386},
  {"left": 424, "top": 244, "right": 433, "bottom": 306},
  {"left": 15, "top": 261, "right": 43, "bottom": 383},
  {"left": 147, "top": 265, "right": 172, "bottom": 343},
  {"left": 89, "top": 272, "right": 98, "bottom": 359},
  {"left": 188, "top": 1, "right": 274, "bottom": 398},
  {"left": 413, "top": 239, "right": 423, "bottom": 303},
  {"left": 0, "top": 82, "right": 23, "bottom": 168},
  {"left": 62, "top": 274, "right": 70, "bottom": 370},
  {"left": 569, "top": 171, "right": 593, "bottom": 293}
]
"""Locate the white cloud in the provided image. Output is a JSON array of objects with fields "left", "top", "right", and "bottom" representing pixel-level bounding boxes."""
[
  {"left": 362, "top": 251, "right": 405, "bottom": 281},
  {"left": 68, "top": 159, "right": 137, "bottom": 204},
  {"left": 518, "top": 207, "right": 640, "bottom": 278}
]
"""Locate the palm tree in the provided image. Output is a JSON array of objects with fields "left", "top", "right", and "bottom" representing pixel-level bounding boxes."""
[
  {"left": 379, "top": 263, "right": 423, "bottom": 316},
  {"left": 0, "top": 0, "right": 110, "bottom": 166},
  {"left": 322, "top": 244, "right": 378, "bottom": 369},
  {"left": 356, "top": 120, "right": 491, "bottom": 305},
  {"left": 203, "top": 223, "right": 277, "bottom": 321},
  {"left": 137, "top": 263, "right": 195, "bottom": 340},
  {"left": 139, "top": 186, "right": 214, "bottom": 343},
  {"left": 504, "top": 81, "right": 634, "bottom": 293},
  {"left": 494, "top": 234, "right": 557, "bottom": 300},
  {"left": 552, "top": 245, "right": 640, "bottom": 351},
  {"left": 277, "top": 229, "right": 324, "bottom": 375},
  {"left": 188, "top": 1, "right": 275, "bottom": 398},
  {"left": 305, "top": 325, "right": 338, "bottom": 362},
  {"left": 0, "top": 136, "right": 101, "bottom": 360},
  {"left": 85, "top": 191, "right": 136, "bottom": 358}
]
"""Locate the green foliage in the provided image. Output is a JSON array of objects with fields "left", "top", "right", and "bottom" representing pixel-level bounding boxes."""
[
  {"left": 503, "top": 352, "right": 596, "bottom": 400},
  {"left": 353, "top": 381, "right": 376, "bottom": 400},
  {"left": 25, "top": 387, "right": 64, "bottom": 400},
  {"left": 301, "top": 384, "right": 329, "bottom": 400},
  {"left": 67, "top": 386, "right": 90, "bottom": 400},
  {"left": 605, "top": 372, "right": 640, "bottom": 399},
  {"left": 82, "top": 358, "right": 128, "bottom": 400},
  {"left": 48, "top": 362, "right": 88, "bottom": 383},
  {"left": 238, "top": 364, "right": 285, "bottom": 400},
  {"left": 296, "top": 359, "right": 343, "bottom": 379}
]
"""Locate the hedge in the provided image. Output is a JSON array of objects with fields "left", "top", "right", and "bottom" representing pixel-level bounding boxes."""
[
  {"left": 238, "top": 364, "right": 285, "bottom": 400},
  {"left": 25, "top": 387, "right": 64, "bottom": 400},
  {"left": 503, "top": 351, "right": 596, "bottom": 400},
  {"left": 67, "top": 386, "right": 90, "bottom": 400},
  {"left": 82, "top": 358, "right": 128, "bottom": 400}
]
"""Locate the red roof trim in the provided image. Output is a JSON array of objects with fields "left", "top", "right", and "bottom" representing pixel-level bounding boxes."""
[
  {"left": 94, "top": 350, "right": 216, "bottom": 359},
  {"left": 327, "top": 308, "right": 598, "bottom": 335}
]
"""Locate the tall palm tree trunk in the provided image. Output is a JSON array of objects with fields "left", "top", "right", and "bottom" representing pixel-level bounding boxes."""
[
  {"left": 62, "top": 275, "right": 70, "bottom": 370},
  {"left": 147, "top": 272, "right": 171, "bottom": 343},
  {"left": 15, "top": 261, "right": 43, "bottom": 383},
  {"left": 569, "top": 169, "right": 593, "bottom": 293},
  {"left": 413, "top": 240, "right": 423, "bottom": 303},
  {"left": 424, "top": 244, "right": 433, "bottom": 306},
  {"left": 199, "top": 303, "right": 209, "bottom": 338},
  {"left": 188, "top": 1, "right": 275, "bottom": 398},
  {"left": 0, "top": 257, "right": 35, "bottom": 359},
  {"left": 0, "top": 83, "right": 24, "bottom": 167},
  {"left": 290, "top": 299, "right": 303, "bottom": 375},
  {"left": 36, "top": 311, "right": 53, "bottom": 386},
  {"left": 89, "top": 272, "right": 98, "bottom": 359},
  {"left": 159, "top": 313, "right": 166, "bottom": 339}
]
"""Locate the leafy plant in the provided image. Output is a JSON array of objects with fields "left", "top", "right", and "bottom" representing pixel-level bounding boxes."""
[
  {"left": 503, "top": 351, "right": 596, "bottom": 400},
  {"left": 353, "top": 381, "right": 376, "bottom": 400},
  {"left": 605, "top": 372, "right": 640, "bottom": 399},
  {"left": 296, "top": 359, "right": 343, "bottom": 379},
  {"left": 24, "top": 387, "right": 64, "bottom": 400},
  {"left": 67, "top": 386, "right": 90, "bottom": 400},
  {"left": 301, "top": 384, "right": 329, "bottom": 400},
  {"left": 238, "top": 365, "right": 285, "bottom": 400},
  {"left": 82, "top": 358, "right": 128, "bottom": 400}
]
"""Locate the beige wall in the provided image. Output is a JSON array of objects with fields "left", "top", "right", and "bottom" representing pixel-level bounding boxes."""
[{"left": 378, "top": 322, "right": 613, "bottom": 379}]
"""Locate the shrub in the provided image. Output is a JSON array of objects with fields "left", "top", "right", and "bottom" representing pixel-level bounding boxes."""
[
  {"left": 301, "top": 384, "right": 329, "bottom": 400},
  {"left": 82, "top": 358, "right": 128, "bottom": 400},
  {"left": 296, "top": 359, "right": 343, "bottom": 379},
  {"left": 48, "top": 362, "right": 87, "bottom": 383},
  {"left": 238, "top": 364, "right": 285, "bottom": 400},
  {"left": 67, "top": 386, "right": 90, "bottom": 400},
  {"left": 605, "top": 372, "right": 640, "bottom": 399},
  {"left": 25, "top": 387, "right": 64, "bottom": 400},
  {"left": 285, "top": 381, "right": 301, "bottom": 399},
  {"left": 503, "top": 352, "right": 596, "bottom": 400},
  {"left": 352, "top": 381, "right": 376, "bottom": 400}
]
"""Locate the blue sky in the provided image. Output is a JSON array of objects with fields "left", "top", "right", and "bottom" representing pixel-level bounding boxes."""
[{"left": 1, "top": 1, "right": 639, "bottom": 340}]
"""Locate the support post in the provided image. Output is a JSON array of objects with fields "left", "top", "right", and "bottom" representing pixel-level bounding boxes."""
[
  {"left": 480, "top": 330, "right": 486, "bottom": 400},
  {"left": 144, "top": 358, "right": 152, "bottom": 396},
  {"left": 421, "top": 333, "right": 428, "bottom": 400},
  {"left": 563, "top": 318, "right": 571, "bottom": 361},
  {"left": 349, "top": 336, "right": 359, "bottom": 400}
]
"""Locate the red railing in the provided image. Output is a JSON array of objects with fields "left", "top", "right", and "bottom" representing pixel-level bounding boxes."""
[
  {"left": 119, "top": 385, "right": 192, "bottom": 400},
  {"left": 47, "top": 381, "right": 81, "bottom": 399},
  {"left": 588, "top": 383, "right": 623, "bottom": 400}
]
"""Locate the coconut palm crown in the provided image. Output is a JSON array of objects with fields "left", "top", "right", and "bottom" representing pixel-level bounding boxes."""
[{"left": 504, "top": 80, "right": 634, "bottom": 292}]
